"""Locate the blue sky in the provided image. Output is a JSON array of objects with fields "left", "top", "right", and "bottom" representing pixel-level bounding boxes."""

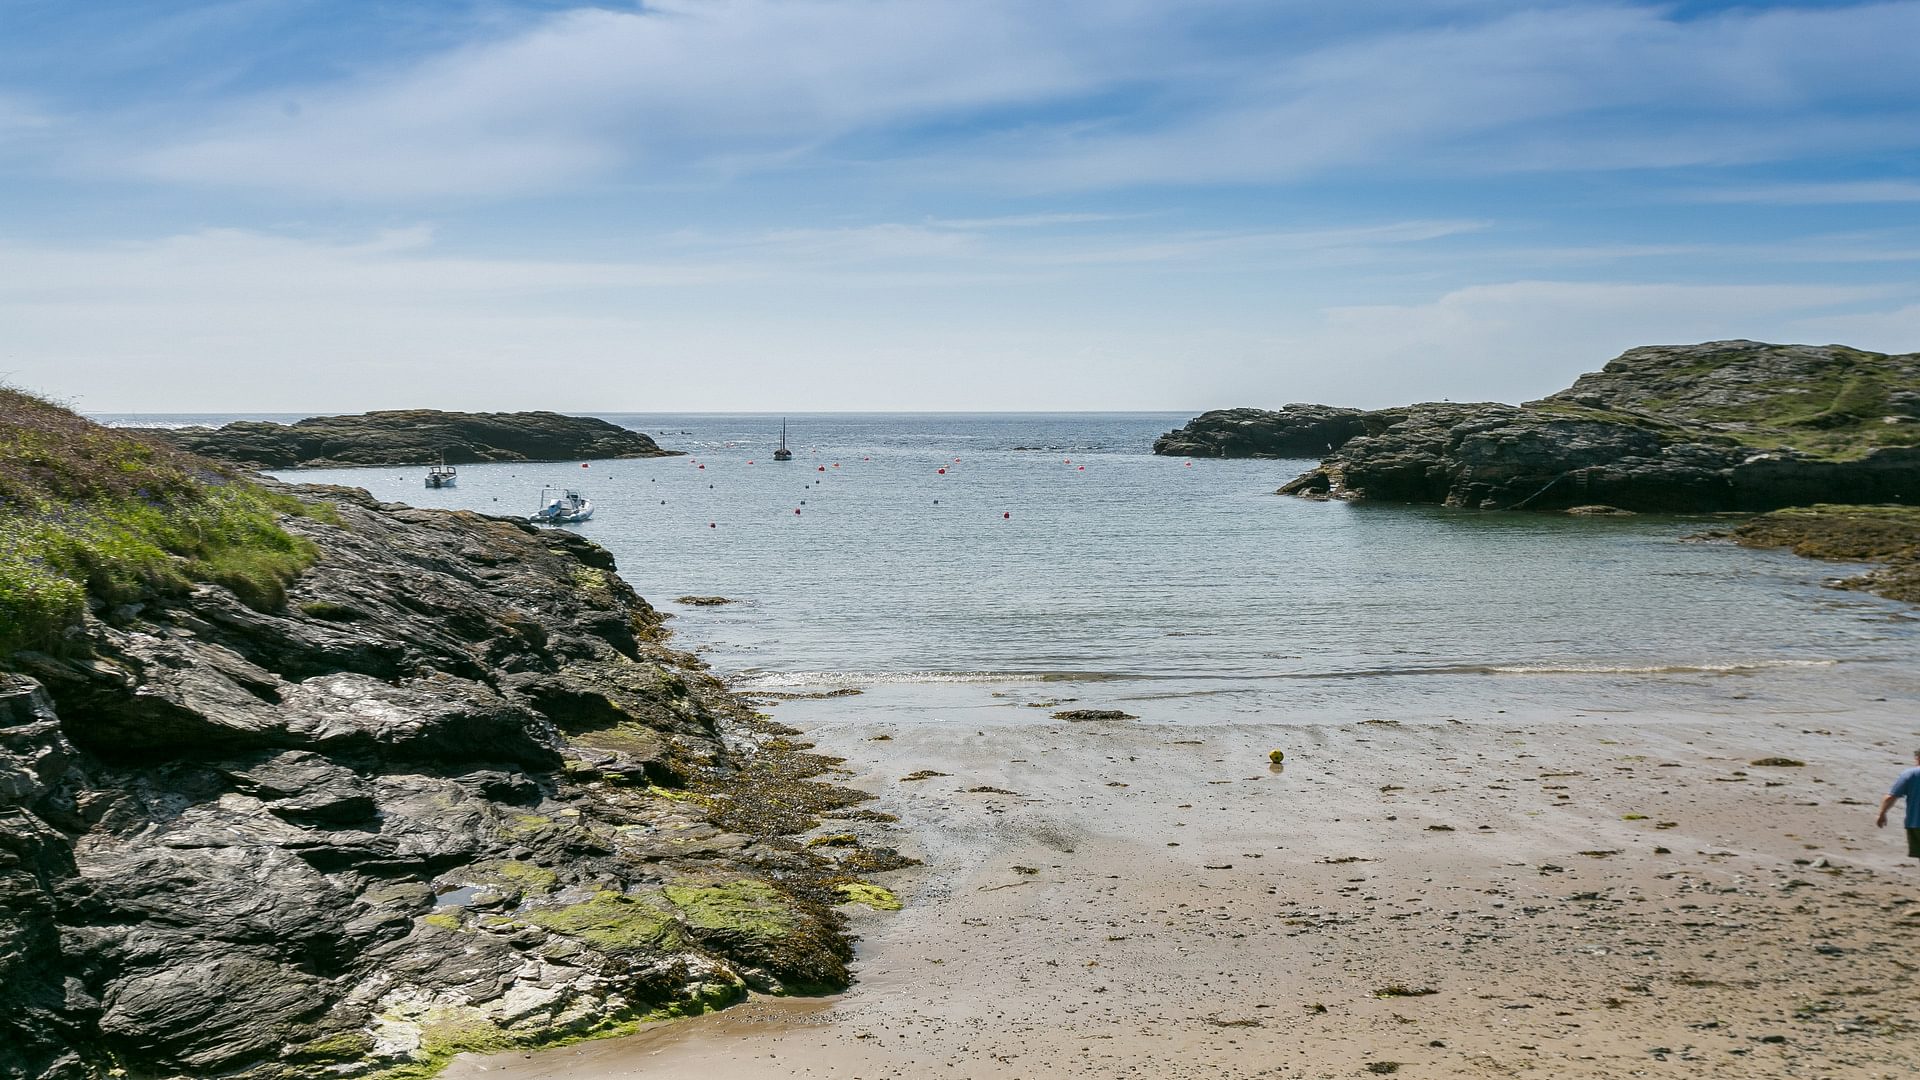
[{"left": 1, "top": 0, "right": 1916, "bottom": 412}]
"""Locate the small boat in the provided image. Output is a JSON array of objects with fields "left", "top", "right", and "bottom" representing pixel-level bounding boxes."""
[
  {"left": 530, "top": 487, "right": 593, "bottom": 524},
  {"left": 425, "top": 458, "right": 457, "bottom": 488},
  {"left": 772, "top": 418, "right": 793, "bottom": 462}
]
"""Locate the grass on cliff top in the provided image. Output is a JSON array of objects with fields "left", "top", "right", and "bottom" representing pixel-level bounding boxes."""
[
  {"left": 1634, "top": 350, "right": 1920, "bottom": 460},
  {"left": 0, "top": 386, "right": 321, "bottom": 655}
]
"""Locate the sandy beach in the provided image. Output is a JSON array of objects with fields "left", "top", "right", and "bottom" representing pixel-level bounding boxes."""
[{"left": 444, "top": 692, "right": 1920, "bottom": 1080}]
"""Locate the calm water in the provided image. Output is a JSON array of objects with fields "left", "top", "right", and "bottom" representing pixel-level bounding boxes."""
[{"left": 108, "top": 412, "right": 1918, "bottom": 725}]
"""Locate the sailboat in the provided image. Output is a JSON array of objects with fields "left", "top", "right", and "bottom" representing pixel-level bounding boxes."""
[
  {"left": 424, "top": 456, "right": 457, "bottom": 488},
  {"left": 773, "top": 418, "right": 793, "bottom": 461}
]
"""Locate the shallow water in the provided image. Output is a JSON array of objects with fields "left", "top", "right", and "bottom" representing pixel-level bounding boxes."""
[{"left": 233, "top": 411, "right": 1920, "bottom": 724}]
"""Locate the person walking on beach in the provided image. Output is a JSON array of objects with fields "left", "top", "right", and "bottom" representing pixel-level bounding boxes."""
[{"left": 1875, "top": 749, "right": 1920, "bottom": 860}]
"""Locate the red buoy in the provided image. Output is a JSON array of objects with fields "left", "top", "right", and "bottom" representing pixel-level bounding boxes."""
[
  {"left": 1002, "top": 511, "right": 1010, "bottom": 519},
  {"left": 582, "top": 463, "right": 589, "bottom": 468},
  {"left": 709, "top": 522, "right": 716, "bottom": 528},
  {"left": 1077, "top": 465, "right": 1085, "bottom": 470},
  {"left": 937, "top": 468, "right": 946, "bottom": 475},
  {"left": 794, "top": 508, "right": 802, "bottom": 515},
  {"left": 818, "top": 465, "right": 826, "bottom": 472}
]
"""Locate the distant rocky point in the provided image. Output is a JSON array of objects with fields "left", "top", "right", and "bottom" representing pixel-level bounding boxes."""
[
  {"left": 1152, "top": 405, "right": 1371, "bottom": 458},
  {"left": 1159, "top": 341, "right": 1919, "bottom": 512},
  {"left": 134, "top": 409, "right": 679, "bottom": 469}
]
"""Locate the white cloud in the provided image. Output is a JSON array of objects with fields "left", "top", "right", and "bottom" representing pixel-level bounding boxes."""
[
  {"left": 122, "top": 0, "right": 1148, "bottom": 198},
  {"left": 7, "top": 224, "right": 1915, "bottom": 413},
  {"left": 0, "top": 219, "right": 1489, "bottom": 410},
  {"left": 36, "top": 1, "right": 1913, "bottom": 200},
  {"left": 1257, "top": 280, "right": 1911, "bottom": 407}
]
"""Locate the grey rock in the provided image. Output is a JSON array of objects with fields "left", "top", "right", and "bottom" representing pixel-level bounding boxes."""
[
  {"left": 1154, "top": 405, "right": 1372, "bottom": 458},
  {"left": 0, "top": 485, "right": 865, "bottom": 1079}
]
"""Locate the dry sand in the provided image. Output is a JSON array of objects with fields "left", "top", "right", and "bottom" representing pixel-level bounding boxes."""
[{"left": 445, "top": 698, "right": 1920, "bottom": 1079}]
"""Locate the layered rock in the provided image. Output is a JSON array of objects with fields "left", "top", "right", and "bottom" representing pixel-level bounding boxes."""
[
  {"left": 1268, "top": 341, "right": 1920, "bottom": 511},
  {"left": 136, "top": 410, "right": 679, "bottom": 469},
  {"left": 0, "top": 486, "right": 900, "bottom": 1080},
  {"left": 1152, "top": 405, "right": 1371, "bottom": 459}
]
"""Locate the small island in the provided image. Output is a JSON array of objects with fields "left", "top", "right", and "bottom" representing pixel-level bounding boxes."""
[
  {"left": 1158, "top": 340, "right": 1919, "bottom": 513},
  {"left": 134, "top": 409, "right": 681, "bottom": 469}
]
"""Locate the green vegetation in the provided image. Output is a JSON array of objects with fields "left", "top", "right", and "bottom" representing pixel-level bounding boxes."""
[
  {"left": 661, "top": 878, "right": 805, "bottom": 941},
  {"left": 1639, "top": 353, "right": 1917, "bottom": 460},
  {"left": 1, "top": 387, "right": 321, "bottom": 655},
  {"left": 475, "top": 859, "right": 560, "bottom": 895},
  {"left": 519, "top": 891, "right": 681, "bottom": 954},
  {"left": 834, "top": 882, "right": 902, "bottom": 910}
]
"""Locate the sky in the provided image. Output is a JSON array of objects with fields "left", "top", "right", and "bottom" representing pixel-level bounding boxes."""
[{"left": 1, "top": 0, "right": 1917, "bottom": 413}]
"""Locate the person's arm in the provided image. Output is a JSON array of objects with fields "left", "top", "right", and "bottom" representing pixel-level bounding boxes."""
[{"left": 1878, "top": 793, "right": 1898, "bottom": 828}]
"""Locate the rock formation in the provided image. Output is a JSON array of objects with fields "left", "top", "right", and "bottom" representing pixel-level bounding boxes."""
[
  {"left": 1725, "top": 504, "right": 1920, "bottom": 604},
  {"left": 1164, "top": 341, "right": 1919, "bottom": 511},
  {"left": 135, "top": 410, "right": 679, "bottom": 469},
  {"left": 1152, "top": 405, "right": 1372, "bottom": 458},
  {"left": 1, "top": 396, "right": 898, "bottom": 1079}
]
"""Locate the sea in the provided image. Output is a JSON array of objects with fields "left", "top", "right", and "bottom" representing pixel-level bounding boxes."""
[{"left": 102, "top": 412, "right": 1920, "bottom": 726}]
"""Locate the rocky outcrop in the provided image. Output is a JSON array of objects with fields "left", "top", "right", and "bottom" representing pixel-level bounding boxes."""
[
  {"left": 1724, "top": 504, "right": 1920, "bottom": 604},
  {"left": 136, "top": 411, "right": 679, "bottom": 469},
  {"left": 1152, "top": 405, "right": 1372, "bottom": 458},
  {"left": 1270, "top": 341, "right": 1920, "bottom": 511},
  {"left": 0, "top": 487, "right": 901, "bottom": 1080}
]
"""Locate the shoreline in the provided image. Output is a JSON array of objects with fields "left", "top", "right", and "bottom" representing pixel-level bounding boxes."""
[{"left": 445, "top": 695, "right": 1920, "bottom": 1078}]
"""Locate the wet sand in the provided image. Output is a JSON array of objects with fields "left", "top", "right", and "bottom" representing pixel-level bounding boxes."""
[{"left": 446, "top": 701, "right": 1920, "bottom": 1079}]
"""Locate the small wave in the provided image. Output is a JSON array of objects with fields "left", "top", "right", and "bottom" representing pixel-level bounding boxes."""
[
  {"left": 729, "top": 669, "right": 1136, "bottom": 689},
  {"left": 1258, "top": 659, "right": 1841, "bottom": 680},
  {"left": 1479, "top": 660, "right": 1839, "bottom": 676}
]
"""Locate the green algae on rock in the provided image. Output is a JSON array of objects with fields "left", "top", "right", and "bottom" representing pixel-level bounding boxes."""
[{"left": 1729, "top": 503, "right": 1920, "bottom": 604}]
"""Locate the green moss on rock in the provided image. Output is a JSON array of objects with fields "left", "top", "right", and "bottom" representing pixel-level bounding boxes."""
[
  {"left": 834, "top": 882, "right": 903, "bottom": 910},
  {"left": 520, "top": 891, "right": 681, "bottom": 954}
]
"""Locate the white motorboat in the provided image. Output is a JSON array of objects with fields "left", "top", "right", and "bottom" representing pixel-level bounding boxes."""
[{"left": 530, "top": 488, "right": 593, "bottom": 524}]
